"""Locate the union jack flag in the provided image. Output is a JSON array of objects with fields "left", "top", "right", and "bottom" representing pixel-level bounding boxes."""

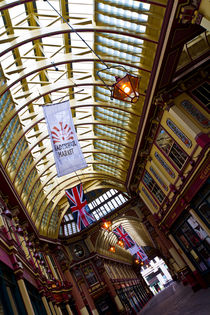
[
  {"left": 112, "top": 225, "right": 135, "bottom": 249},
  {"left": 65, "top": 184, "right": 96, "bottom": 231},
  {"left": 135, "top": 246, "right": 148, "bottom": 261}
]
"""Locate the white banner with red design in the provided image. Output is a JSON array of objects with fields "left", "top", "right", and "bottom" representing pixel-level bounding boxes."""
[{"left": 43, "top": 100, "right": 87, "bottom": 177}]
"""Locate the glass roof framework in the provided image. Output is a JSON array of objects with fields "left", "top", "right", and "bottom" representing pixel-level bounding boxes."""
[
  {"left": 0, "top": 0, "right": 166, "bottom": 238},
  {"left": 60, "top": 188, "right": 129, "bottom": 237}
]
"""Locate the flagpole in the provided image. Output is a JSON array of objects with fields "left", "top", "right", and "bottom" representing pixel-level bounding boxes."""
[{"left": 74, "top": 171, "right": 81, "bottom": 185}]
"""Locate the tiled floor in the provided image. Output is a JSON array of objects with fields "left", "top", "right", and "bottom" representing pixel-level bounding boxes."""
[{"left": 139, "top": 282, "right": 210, "bottom": 315}]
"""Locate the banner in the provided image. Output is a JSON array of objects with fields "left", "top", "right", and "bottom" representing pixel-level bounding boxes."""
[
  {"left": 66, "top": 184, "right": 96, "bottom": 231},
  {"left": 43, "top": 100, "right": 87, "bottom": 177}
]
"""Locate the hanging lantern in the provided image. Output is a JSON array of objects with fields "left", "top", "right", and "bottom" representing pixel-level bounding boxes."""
[
  {"left": 109, "top": 245, "right": 116, "bottom": 253},
  {"left": 43, "top": 1, "right": 141, "bottom": 105},
  {"left": 117, "top": 239, "right": 124, "bottom": 248},
  {"left": 112, "top": 74, "right": 140, "bottom": 103},
  {"left": 134, "top": 259, "right": 140, "bottom": 264}
]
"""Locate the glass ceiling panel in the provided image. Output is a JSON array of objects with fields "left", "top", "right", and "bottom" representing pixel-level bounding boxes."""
[{"left": 0, "top": 0, "right": 166, "bottom": 237}]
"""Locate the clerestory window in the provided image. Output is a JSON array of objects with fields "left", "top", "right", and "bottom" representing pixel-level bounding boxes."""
[{"left": 143, "top": 170, "right": 165, "bottom": 204}]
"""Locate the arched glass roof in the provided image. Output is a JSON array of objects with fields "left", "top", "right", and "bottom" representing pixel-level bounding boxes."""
[{"left": 0, "top": 0, "right": 167, "bottom": 238}]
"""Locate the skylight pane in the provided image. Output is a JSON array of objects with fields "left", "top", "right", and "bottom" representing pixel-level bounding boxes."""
[
  {"left": 107, "top": 201, "right": 114, "bottom": 211},
  {"left": 115, "top": 196, "right": 122, "bottom": 205},
  {"left": 111, "top": 198, "right": 118, "bottom": 208}
]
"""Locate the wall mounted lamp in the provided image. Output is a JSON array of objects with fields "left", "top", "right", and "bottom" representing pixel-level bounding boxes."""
[
  {"left": 117, "top": 239, "right": 125, "bottom": 248},
  {"left": 108, "top": 245, "right": 116, "bottom": 253}
]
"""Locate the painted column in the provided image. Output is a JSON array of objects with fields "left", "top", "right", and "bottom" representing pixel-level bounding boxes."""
[
  {"left": 66, "top": 303, "right": 73, "bottom": 315},
  {"left": 49, "top": 301, "right": 56, "bottom": 315},
  {"left": 46, "top": 256, "right": 58, "bottom": 279},
  {"left": 102, "top": 271, "right": 124, "bottom": 312},
  {"left": 189, "top": 208, "right": 210, "bottom": 236},
  {"left": 80, "top": 280, "right": 99, "bottom": 315},
  {"left": 17, "top": 279, "right": 35, "bottom": 315},
  {"left": 54, "top": 304, "right": 63, "bottom": 315},
  {"left": 168, "top": 247, "right": 186, "bottom": 269},
  {"left": 41, "top": 296, "right": 51, "bottom": 315},
  {"left": 169, "top": 234, "right": 195, "bottom": 271},
  {"left": 64, "top": 270, "right": 89, "bottom": 315}
]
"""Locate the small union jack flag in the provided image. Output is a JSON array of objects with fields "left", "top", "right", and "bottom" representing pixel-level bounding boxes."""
[
  {"left": 135, "top": 246, "right": 148, "bottom": 261},
  {"left": 112, "top": 225, "right": 135, "bottom": 249},
  {"left": 65, "top": 184, "right": 96, "bottom": 231}
]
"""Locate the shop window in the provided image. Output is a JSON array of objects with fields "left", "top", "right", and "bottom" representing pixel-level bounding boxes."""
[
  {"left": 197, "top": 199, "right": 210, "bottom": 227},
  {"left": 191, "top": 82, "right": 210, "bottom": 111},
  {"left": 6, "top": 287, "right": 19, "bottom": 314},
  {"left": 83, "top": 265, "right": 98, "bottom": 286},
  {"left": 0, "top": 262, "right": 26, "bottom": 315},
  {"left": 191, "top": 179, "right": 210, "bottom": 228},
  {"left": 25, "top": 280, "right": 47, "bottom": 315},
  {"left": 156, "top": 128, "right": 188, "bottom": 170},
  {"left": 187, "top": 216, "right": 210, "bottom": 246},
  {"left": 174, "top": 215, "right": 210, "bottom": 274},
  {"left": 142, "top": 186, "right": 158, "bottom": 209},
  {"left": 95, "top": 293, "right": 117, "bottom": 314},
  {"left": 143, "top": 170, "right": 165, "bottom": 203},
  {"left": 149, "top": 166, "right": 168, "bottom": 191}
]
